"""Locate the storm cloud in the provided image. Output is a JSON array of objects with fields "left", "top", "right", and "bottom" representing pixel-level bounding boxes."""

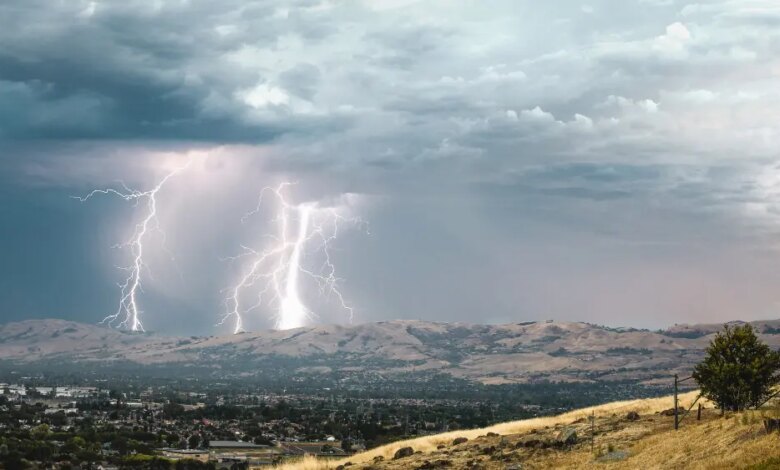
[{"left": 2, "top": 0, "right": 780, "bottom": 333}]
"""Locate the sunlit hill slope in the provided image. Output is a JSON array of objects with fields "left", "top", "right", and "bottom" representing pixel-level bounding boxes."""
[{"left": 278, "top": 391, "right": 780, "bottom": 470}]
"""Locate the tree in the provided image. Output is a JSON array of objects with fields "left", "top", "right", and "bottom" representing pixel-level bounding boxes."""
[
  {"left": 111, "top": 436, "right": 129, "bottom": 456},
  {"left": 48, "top": 411, "right": 68, "bottom": 427},
  {"left": 31, "top": 424, "right": 51, "bottom": 441},
  {"left": 693, "top": 324, "right": 780, "bottom": 411},
  {"left": 164, "top": 433, "right": 180, "bottom": 447},
  {"left": 163, "top": 403, "right": 185, "bottom": 419}
]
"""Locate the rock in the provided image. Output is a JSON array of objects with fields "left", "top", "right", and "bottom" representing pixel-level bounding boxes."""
[
  {"left": 373, "top": 455, "right": 385, "bottom": 462},
  {"left": 660, "top": 407, "right": 684, "bottom": 416},
  {"left": 626, "top": 411, "right": 640, "bottom": 421},
  {"left": 436, "top": 444, "right": 446, "bottom": 450},
  {"left": 393, "top": 446, "right": 414, "bottom": 460},
  {"left": 486, "top": 432, "right": 499, "bottom": 437},
  {"left": 516, "top": 438, "right": 542, "bottom": 449},
  {"left": 556, "top": 427, "right": 578, "bottom": 446},
  {"left": 452, "top": 437, "right": 469, "bottom": 446},
  {"left": 481, "top": 445, "right": 497, "bottom": 455},
  {"left": 416, "top": 459, "right": 453, "bottom": 469}
]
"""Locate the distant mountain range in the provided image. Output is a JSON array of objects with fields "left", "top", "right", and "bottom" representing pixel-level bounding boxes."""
[{"left": 2, "top": 318, "right": 780, "bottom": 384}]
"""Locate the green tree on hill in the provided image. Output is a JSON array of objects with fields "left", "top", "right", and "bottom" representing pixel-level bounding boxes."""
[{"left": 693, "top": 324, "right": 780, "bottom": 411}]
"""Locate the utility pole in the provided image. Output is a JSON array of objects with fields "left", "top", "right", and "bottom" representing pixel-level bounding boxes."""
[{"left": 673, "top": 374, "right": 679, "bottom": 430}]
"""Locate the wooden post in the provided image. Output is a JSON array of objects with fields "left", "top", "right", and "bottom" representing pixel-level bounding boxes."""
[
  {"left": 697, "top": 403, "right": 702, "bottom": 421},
  {"left": 674, "top": 374, "right": 679, "bottom": 430},
  {"left": 590, "top": 410, "right": 595, "bottom": 454}
]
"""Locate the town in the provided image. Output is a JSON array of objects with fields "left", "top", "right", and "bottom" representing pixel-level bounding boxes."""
[{"left": 0, "top": 373, "right": 667, "bottom": 469}]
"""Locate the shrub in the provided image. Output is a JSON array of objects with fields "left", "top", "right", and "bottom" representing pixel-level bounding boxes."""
[{"left": 693, "top": 324, "right": 780, "bottom": 411}]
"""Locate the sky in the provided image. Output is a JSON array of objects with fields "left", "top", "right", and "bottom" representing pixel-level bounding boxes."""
[{"left": 2, "top": 0, "right": 780, "bottom": 334}]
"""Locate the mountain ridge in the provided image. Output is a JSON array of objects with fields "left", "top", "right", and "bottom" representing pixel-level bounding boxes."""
[{"left": 2, "top": 318, "right": 780, "bottom": 385}]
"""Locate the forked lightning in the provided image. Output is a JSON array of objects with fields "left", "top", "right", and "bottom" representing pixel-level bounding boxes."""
[
  {"left": 74, "top": 160, "right": 192, "bottom": 331},
  {"left": 221, "top": 183, "right": 359, "bottom": 333}
]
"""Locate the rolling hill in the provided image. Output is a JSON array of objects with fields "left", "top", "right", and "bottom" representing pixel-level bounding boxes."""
[{"left": 2, "top": 318, "right": 780, "bottom": 385}]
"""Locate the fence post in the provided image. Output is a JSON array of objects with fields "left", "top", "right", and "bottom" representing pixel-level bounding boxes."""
[
  {"left": 674, "top": 374, "right": 679, "bottom": 430},
  {"left": 697, "top": 403, "right": 702, "bottom": 421}
]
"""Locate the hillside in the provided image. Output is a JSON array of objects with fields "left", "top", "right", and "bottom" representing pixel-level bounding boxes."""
[
  {"left": 3, "top": 318, "right": 780, "bottom": 384},
  {"left": 280, "top": 391, "right": 780, "bottom": 470}
]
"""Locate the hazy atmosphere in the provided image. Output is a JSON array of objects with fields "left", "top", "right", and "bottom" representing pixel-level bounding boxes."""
[{"left": 2, "top": 0, "right": 780, "bottom": 334}]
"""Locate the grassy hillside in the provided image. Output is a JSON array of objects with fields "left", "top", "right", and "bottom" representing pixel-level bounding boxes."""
[{"left": 276, "top": 391, "right": 780, "bottom": 469}]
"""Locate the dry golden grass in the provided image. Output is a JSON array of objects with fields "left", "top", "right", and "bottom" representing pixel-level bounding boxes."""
[
  {"left": 274, "top": 391, "right": 707, "bottom": 469},
  {"left": 535, "top": 408, "right": 780, "bottom": 469},
  {"left": 272, "top": 455, "right": 336, "bottom": 470}
]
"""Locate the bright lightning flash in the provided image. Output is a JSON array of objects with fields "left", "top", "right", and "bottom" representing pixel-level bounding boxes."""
[
  {"left": 221, "top": 183, "right": 360, "bottom": 333},
  {"left": 74, "top": 160, "right": 192, "bottom": 332}
]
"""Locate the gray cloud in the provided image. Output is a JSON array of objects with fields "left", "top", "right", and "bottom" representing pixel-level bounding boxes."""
[{"left": 2, "top": 0, "right": 780, "bottom": 332}]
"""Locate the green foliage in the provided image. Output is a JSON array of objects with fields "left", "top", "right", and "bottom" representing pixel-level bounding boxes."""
[
  {"left": 187, "top": 434, "right": 200, "bottom": 450},
  {"left": 120, "top": 454, "right": 171, "bottom": 468},
  {"left": 693, "top": 324, "right": 780, "bottom": 411},
  {"left": 30, "top": 424, "right": 50, "bottom": 441}
]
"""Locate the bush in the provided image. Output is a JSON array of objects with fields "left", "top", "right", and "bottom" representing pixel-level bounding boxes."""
[{"left": 693, "top": 324, "right": 780, "bottom": 411}]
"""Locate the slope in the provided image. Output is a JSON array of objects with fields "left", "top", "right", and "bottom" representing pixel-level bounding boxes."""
[{"left": 279, "top": 391, "right": 780, "bottom": 469}]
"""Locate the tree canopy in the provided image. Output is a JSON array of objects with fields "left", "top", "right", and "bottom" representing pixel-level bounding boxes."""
[{"left": 693, "top": 324, "right": 780, "bottom": 411}]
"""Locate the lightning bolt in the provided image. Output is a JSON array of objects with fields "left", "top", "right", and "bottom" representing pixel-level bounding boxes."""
[
  {"left": 221, "top": 183, "right": 361, "bottom": 333},
  {"left": 74, "top": 160, "right": 192, "bottom": 332}
]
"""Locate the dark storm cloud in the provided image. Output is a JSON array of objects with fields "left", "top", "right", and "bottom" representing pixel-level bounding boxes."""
[
  {"left": 2, "top": 0, "right": 780, "bottom": 332},
  {"left": 0, "top": 0, "right": 341, "bottom": 140}
]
